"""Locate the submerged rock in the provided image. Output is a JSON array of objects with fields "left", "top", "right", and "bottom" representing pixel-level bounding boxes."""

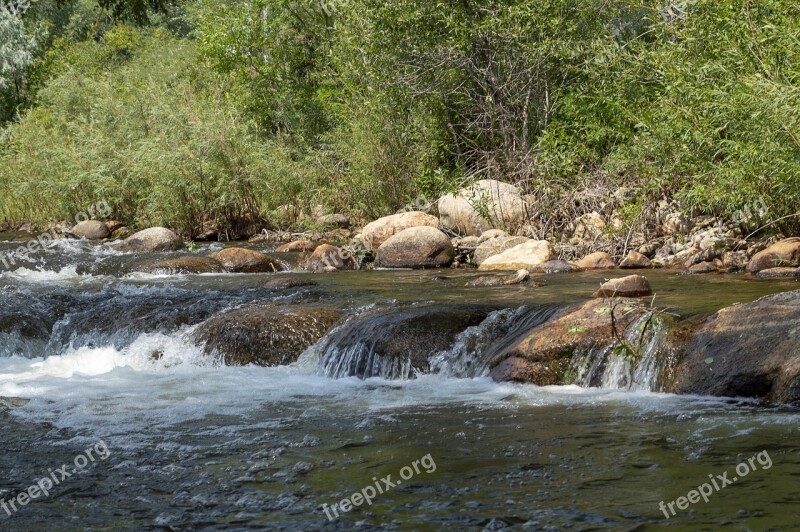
[
  {"left": 195, "top": 305, "right": 341, "bottom": 366},
  {"left": 375, "top": 226, "right": 454, "bottom": 269},
  {"left": 116, "top": 227, "right": 184, "bottom": 253},
  {"left": 261, "top": 278, "right": 320, "bottom": 290},
  {"left": 211, "top": 247, "right": 284, "bottom": 273},
  {"left": 465, "top": 269, "right": 530, "bottom": 287},
  {"left": 674, "top": 290, "right": 800, "bottom": 404},
  {"left": 754, "top": 267, "right": 800, "bottom": 279},
  {"left": 593, "top": 275, "right": 653, "bottom": 298},
  {"left": 746, "top": 238, "right": 800, "bottom": 273},
  {"left": 134, "top": 256, "right": 224, "bottom": 275},
  {"left": 529, "top": 260, "right": 582, "bottom": 274},
  {"left": 490, "top": 299, "right": 651, "bottom": 385},
  {"left": 361, "top": 212, "right": 439, "bottom": 250}
]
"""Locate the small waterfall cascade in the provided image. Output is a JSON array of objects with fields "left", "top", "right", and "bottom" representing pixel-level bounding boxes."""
[{"left": 571, "top": 312, "right": 671, "bottom": 391}]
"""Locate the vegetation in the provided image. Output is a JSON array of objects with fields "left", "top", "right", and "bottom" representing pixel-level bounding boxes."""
[{"left": 1, "top": 0, "right": 798, "bottom": 235}]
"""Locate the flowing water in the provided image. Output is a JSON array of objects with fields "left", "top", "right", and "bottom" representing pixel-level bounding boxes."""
[{"left": 1, "top": 235, "right": 799, "bottom": 530}]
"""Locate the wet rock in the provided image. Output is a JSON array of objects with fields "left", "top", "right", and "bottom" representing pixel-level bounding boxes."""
[
  {"left": 361, "top": 212, "right": 439, "bottom": 250},
  {"left": 473, "top": 236, "right": 529, "bottom": 266},
  {"left": 276, "top": 240, "right": 317, "bottom": 253},
  {"left": 438, "top": 179, "right": 527, "bottom": 236},
  {"left": 318, "top": 214, "right": 350, "bottom": 229},
  {"left": 686, "top": 261, "right": 717, "bottom": 274},
  {"left": 529, "top": 260, "right": 582, "bottom": 274},
  {"left": 490, "top": 299, "right": 650, "bottom": 385},
  {"left": 305, "top": 244, "right": 357, "bottom": 272},
  {"left": 673, "top": 290, "right": 800, "bottom": 404},
  {"left": 478, "top": 229, "right": 509, "bottom": 243},
  {"left": 754, "top": 267, "right": 800, "bottom": 279},
  {"left": 478, "top": 240, "right": 555, "bottom": 272},
  {"left": 211, "top": 248, "right": 284, "bottom": 273},
  {"left": 195, "top": 305, "right": 341, "bottom": 366},
  {"left": 620, "top": 251, "right": 651, "bottom": 269},
  {"left": 593, "top": 275, "right": 653, "bottom": 298},
  {"left": 375, "top": 226, "right": 454, "bottom": 269},
  {"left": 746, "top": 238, "right": 800, "bottom": 273},
  {"left": 262, "top": 278, "right": 320, "bottom": 290},
  {"left": 134, "top": 256, "right": 224, "bottom": 275},
  {"left": 315, "top": 305, "right": 493, "bottom": 378},
  {"left": 465, "top": 269, "right": 530, "bottom": 287},
  {"left": 115, "top": 227, "right": 184, "bottom": 252},
  {"left": 69, "top": 220, "right": 111, "bottom": 240},
  {"left": 576, "top": 251, "right": 616, "bottom": 270}
]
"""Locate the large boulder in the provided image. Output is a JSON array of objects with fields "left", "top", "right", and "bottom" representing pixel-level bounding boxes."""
[
  {"left": 592, "top": 275, "right": 653, "bottom": 298},
  {"left": 305, "top": 244, "right": 357, "bottom": 272},
  {"left": 473, "top": 236, "right": 529, "bottom": 266},
  {"left": 746, "top": 238, "right": 800, "bottom": 273},
  {"left": 437, "top": 179, "right": 527, "bottom": 236},
  {"left": 211, "top": 248, "right": 284, "bottom": 273},
  {"left": 477, "top": 240, "right": 555, "bottom": 271},
  {"left": 490, "top": 299, "right": 651, "bottom": 385},
  {"left": 361, "top": 212, "right": 440, "bottom": 250},
  {"left": 375, "top": 226, "right": 454, "bottom": 269},
  {"left": 195, "top": 305, "right": 341, "bottom": 366},
  {"left": 70, "top": 220, "right": 111, "bottom": 240},
  {"left": 115, "top": 227, "right": 183, "bottom": 253},
  {"left": 133, "top": 256, "right": 224, "bottom": 275},
  {"left": 576, "top": 251, "right": 616, "bottom": 270},
  {"left": 673, "top": 290, "right": 800, "bottom": 404}
]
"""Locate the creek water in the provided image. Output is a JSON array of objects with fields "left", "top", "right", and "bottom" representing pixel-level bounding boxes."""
[{"left": 0, "top": 235, "right": 798, "bottom": 530}]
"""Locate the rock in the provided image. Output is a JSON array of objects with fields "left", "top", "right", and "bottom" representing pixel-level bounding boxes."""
[
  {"left": 437, "top": 179, "right": 527, "bottom": 236},
  {"left": 570, "top": 212, "right": 606, "bottom": 243},
  {"left": 638, "top": 242, "right": 660, "bottom": 259},
  {"left": 318, "top": 214, "right": 351, "bottom": 229},
  {"left": 686, "top": 261, "right": 717, "bottom": 274},
  {"left": 593, "top": 275, "right": 653, "bottom": 298},
  {"left": 211, "top": 248, "right": 284, "bottom": 273},
  {"left": 722, "top": 250, "right": 749, "bottom": 271},
  {"left": 529, "top": 260, "right": 582, "bottom": 274},
  {"left": 375, "top": 227, "right": 454, "bottom": 269},
  {"left": 276, "top": 240, "right": 317, "bottom": 253},
  {"left": 454, "top": 235, "right": 481, "bottom": 248},
  {"left": 576, "top": 251, "right": 616, "bottom": 270},
  {"left": 312, "top": 305, "right": 493, "bottom": 378},
  {"left": 754, "top": 267, "right": 800, "bottom": 279},
  {"left": 133, "top": 256, "right": 224, "bottom": 275},
  {"left": 195, "top": 227, "right": 218, "bottom": 242},
  {"left": 662, "top": 212, "right": 690, "bottom": 235},
  {"left": 746, "top": 238, "right": 800, "bottom": 273},
  {"left": 478, "top": 229, "right": 509, "bottom": 243},
  {"left": 105, "top": 220, "right": 124, "bottom": 234},
  {"left": 361, "top": 212, "right": 439, "bottom": 250},
  {"left": 673, "top": 290, "right": 800, "bottom": 404},
  {"left": 195, "top": 305, "right": 341, "bottom": 366},
  {"left": 473, "top": 236, "right": 529, "bottom": 266},
  {"left": 620, "top": 251, "right": 651, "bottom": 269},
  {"left": 262, "top": 278, "right": 320, "bottom": 290},
  {"left": 305, "top": 244, "right": 357, "bottom": 272},
  {"left": 490, "top": 299, "right": 651, "bottom": 385},
  {"left": 478, "top": 240, "right": 555, "bottom": 272},
  {"left": 115, "top": 227, "right": 184, "bottom": 253},
  {"left": 465, "top": 269, "right": 530, "bottom": 287},
  {"left": 70, "top": 220, "right": 111, "bottom": 240}
]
